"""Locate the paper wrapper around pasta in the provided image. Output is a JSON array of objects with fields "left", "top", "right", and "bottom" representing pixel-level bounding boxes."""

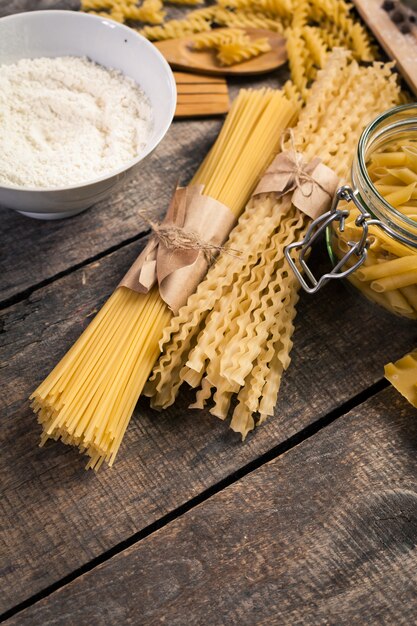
[
  {"left": 253, "top": 150, "right": 340, "bottom": 218},
  {"left": 120, "top": 185, "right": 237, "bottom": 314}
]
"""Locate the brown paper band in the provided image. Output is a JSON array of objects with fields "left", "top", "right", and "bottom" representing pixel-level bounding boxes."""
[
  {"left": 252, "top": 150, "right": 340, "bottom": 220},
  {"left": 119, "top": 184, "right": 237, "bottom": 314}
]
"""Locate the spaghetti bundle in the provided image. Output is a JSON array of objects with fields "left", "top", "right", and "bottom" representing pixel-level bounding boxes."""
[
  {"left": 31, "top": 88, "right": 298, "bottom": 469},
  {"left": 146, "top": 51, "right": 401, "bottom": 438}
]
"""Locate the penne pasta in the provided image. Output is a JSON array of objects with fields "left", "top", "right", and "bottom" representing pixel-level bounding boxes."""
[
  {"left": 401, "top": 285, "right": 417, "bottom": 310},
  {"left": 356, "top": 255, "right": 417, "bottom": 281},
  {"left": 371, "top": 270, "right": 417, "bottom": 292},
  {"left": 371, "top": 152, "right": 407, "bottom": 167},
  {"left": 332, "top": 139, "right": 417, "bottom": 318},
  {"left": 378, "top": 183, "right": 416, "bottom": 207},
  {"left": 387, "top": 167, "right": 417, "bottom": 185}
]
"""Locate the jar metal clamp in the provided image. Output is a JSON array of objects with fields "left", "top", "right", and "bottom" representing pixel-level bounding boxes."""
[
  {"left": 284, "top": 104, "right": 417, "bottom": 304},
  {"left": 285, "top": 184, "right": 414, "bottom": 294}
]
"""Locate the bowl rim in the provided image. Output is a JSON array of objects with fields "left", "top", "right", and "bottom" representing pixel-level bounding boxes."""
[{"left": 0, "top": 10, "right": 177, "bottom": 193}]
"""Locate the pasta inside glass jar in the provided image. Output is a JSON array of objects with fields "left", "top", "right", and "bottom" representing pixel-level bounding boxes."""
[{"left": 287, "top": 104, "right": 417, "bottom": 320}]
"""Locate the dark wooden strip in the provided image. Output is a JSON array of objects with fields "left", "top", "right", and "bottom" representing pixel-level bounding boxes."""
[
  {"left": 0, "top": 118, "right": 222, "bottom": 305},
  {"left": 352, "top": 0, "right": 417, "bottom": 97},
  {"left": 173, "top": 71, "right": 226, "bottom": 84},
  {"left": 177, "top": 84, "right": 229, "bottom": 94},
  {"left": 177, "top": 94, "right": 230, "bottom": 103},
  {"left": 5, "top": 387, "right": 417, "bottom": 625},
  {"left": 0, "top": 49, "right": 280, "bottom": 308},
  {"left": 1, "top": 242, "right": 416, "bottom": 613},
  {"left": 175, "top": 103, "right": 230, "bottom": 117},
  {"left": 0, "top": 0, "right": 80, "bottom": 17}
]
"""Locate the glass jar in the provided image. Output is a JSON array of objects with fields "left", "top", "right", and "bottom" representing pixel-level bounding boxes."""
[{"left": 286, "top": 104, "right": 417, "bottom": 320}]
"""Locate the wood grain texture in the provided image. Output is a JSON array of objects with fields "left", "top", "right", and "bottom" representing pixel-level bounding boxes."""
[
  {"left": 0, "top": 119, "right": 222, "bottom": 305},
  {"left": 1, "top": 242, "right": 416, "bottom": 613},
  {"left": 173, "top": 72, "right": 226, "bottom": 84},
  {"left": 6, "top": 387, "right": 417, "bottom": 625},
  {"left": 0, "top": 0, "right": 80, "bottom": 17},
  {"left": 352, "top": 0, "right": 417, "bottom": 96},
  {"left": 0, "top": 71, "right": 277, "bottom": 306},
  {"left": 175, "top": 72, "right": 230, "bottom": 117}
]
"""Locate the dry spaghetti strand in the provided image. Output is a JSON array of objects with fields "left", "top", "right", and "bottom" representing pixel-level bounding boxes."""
[
  {"left": 31, "top": 88, "right": 298, "bottom": 469},
  {"left": 147, "top": 52, "right": 401, "bottom": 439}
]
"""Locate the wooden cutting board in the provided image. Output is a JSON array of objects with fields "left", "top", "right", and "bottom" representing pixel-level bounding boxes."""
[
  {"left": 352, "top": 0, "right": 417, "bottom": 96},
  {"left": 155, "top": 29, "right": 287, "bottom": 76},
  {"left": 174, "top": 72, "right": 230, "bottom": 118}
]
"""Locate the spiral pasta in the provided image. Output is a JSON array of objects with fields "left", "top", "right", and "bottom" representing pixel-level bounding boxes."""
[
  {"left": 212, "top": 8, "right": 286, "bottom": 32},
  {"left": 141, "top": 15, "right": 211, "bottom": 39},
  {"left": 82, "top": 0, "right": 115, "bottom": 9},
  {"left": 84, "top": 0, "right": 378, "bottom": 95},
  {"left": 132, "top": 0, "right": 165, "bottom": 23},
  {"left": 165, "top": 0, "right": 204, "bottom": 5},
  {"left": 286, "top": 28, "right": 313, "bottom": 98},
  {"left": 190, "top": 28, "right": 245, "bottom": 48},
  {"left": 217, "top": 37, "right": 271, "bottom": 65},
  {"left": 190, "top": 29, "right": 272, "bottom": 65}
]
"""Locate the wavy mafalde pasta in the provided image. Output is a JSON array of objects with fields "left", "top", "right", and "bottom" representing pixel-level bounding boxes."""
[
  {"left": 385, "top": 350, "right": 417, "bottom": 408},
  {"left": 333, "top": 140, "right": 417, "bottom": 319},
  {"left": 146, "top": 51, "right": 401, "bottom": 439},
  {"left": 31, "top": 88, "right": 298, "bottom": 469}
]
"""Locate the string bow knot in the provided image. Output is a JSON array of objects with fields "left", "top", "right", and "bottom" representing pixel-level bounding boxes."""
[
  {"left": 119, "top": 184, "right": 237, "bottom": 313},
  {"left": 253, "top": 129, "right": 340, "bottom": 219}
]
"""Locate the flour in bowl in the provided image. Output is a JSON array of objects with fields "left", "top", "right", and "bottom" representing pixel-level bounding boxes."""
[{"left": 0, "top": 56, "right": 153, "bottom": 189}]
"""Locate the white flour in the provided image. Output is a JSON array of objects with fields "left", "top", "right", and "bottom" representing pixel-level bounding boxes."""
[{"left": 0, "top": 56, "right": 153, "bottom": 189}]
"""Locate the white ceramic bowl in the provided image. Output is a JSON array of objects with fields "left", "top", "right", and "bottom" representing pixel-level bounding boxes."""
[{"left": 0, "top": 10, "right": 176, "bottom": 219}]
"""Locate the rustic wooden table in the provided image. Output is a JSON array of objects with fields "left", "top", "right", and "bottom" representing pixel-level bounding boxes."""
[{"left": 1, "top": 6, "right": 417, "bottom": 624}]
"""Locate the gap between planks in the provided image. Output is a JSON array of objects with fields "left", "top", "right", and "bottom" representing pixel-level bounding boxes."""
[
  {"left": 0, "top": 377, "right": 390, "bottom": 624},
  {"left": 0, "top": 228, "right": 152, "bottom": 313}
]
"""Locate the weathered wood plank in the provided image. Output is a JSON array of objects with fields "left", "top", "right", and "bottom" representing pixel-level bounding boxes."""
[
  {"left": 0, "top": 118, "right": 222, "bottom": 304},
  {"left": 0, "top": 34, "right": 277, "bottom": 306},
  {"left": 0, "top": 0, "right": 80, "bottom": 17},
  {"left": 0, "top": 0, "right": 281, "bottom": 304},
  {"left": 6, "top": 387, "right": 417, "bottom": 626},
  {"left": 1, "top": 240, "right": 416, "bottom": 613},
  {"left": 352, "top": 0, "right": 417, "bottom": 97}
]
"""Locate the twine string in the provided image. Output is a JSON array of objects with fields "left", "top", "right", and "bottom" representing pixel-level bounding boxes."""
[
  {"left": 280, "top": 128, "right": 333, "bottom": 199},
  {"left": 139, "top": 211, "right": 240, "bottom": 263}
]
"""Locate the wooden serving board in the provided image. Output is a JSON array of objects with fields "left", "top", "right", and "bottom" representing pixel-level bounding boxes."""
[{"left": 352, "top": 0, "right": 417, "bottom": 96}]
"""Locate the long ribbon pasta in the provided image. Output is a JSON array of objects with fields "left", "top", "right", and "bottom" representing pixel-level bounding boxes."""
[
  {"left": 31, "top": 88, "right": 298, "bottom": 469},
  {"left": 146, "top": 51, "right": 401, "bottom": 438}
]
